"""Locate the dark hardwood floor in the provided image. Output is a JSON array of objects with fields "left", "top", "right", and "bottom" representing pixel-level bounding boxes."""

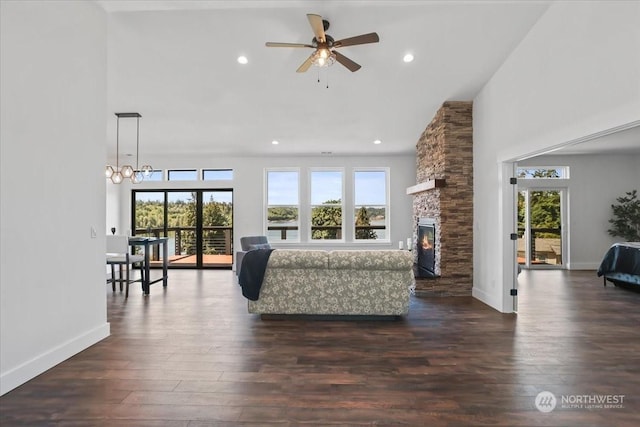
[{"left": 1, "top": 269, "right": 639, "bottom": 426}]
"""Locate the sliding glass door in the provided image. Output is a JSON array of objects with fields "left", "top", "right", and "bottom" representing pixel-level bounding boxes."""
[
  {"left": 132, "top": 189, "right": 233, "bottom": 268},
  {"left": 202, "top": 191, "right": 233, "bottom": 267}
]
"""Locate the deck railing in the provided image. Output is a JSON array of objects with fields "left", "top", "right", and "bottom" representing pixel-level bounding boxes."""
[
  {"left": 517, "top": 227, "right": 562, "bottom": 264},
  {"left": 134, "top": 224, "right": 386, "bottom": 258},
  {"left": 134, "top": 226, "right": 233, "bottom": 257},
  {"left": 267, "top": 225, "right": 386, "bottom": 240}
]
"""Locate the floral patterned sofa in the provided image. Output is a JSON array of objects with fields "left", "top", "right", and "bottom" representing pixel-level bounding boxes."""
[{"left": 247, "top": 249, "right": 414, "bottom": 316}]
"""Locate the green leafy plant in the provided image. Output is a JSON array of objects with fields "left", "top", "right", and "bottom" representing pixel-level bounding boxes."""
[{"left": 608, "top": 190, "right": 640, "bottom": 241}]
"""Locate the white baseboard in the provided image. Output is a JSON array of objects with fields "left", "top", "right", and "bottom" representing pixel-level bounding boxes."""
[
  {"left": 0, "top": 322, "right": 110, "bottom": 396},
  {"left": 567, "top": 262, "right": 599, "bottom": 270},
  {"left": 472, "top": 287, "right": 503, "bottom": 312}
]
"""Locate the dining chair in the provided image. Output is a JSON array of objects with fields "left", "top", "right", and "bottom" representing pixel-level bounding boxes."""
[{"left": 106, "top": 235, "right": 145, "bottom": 297}]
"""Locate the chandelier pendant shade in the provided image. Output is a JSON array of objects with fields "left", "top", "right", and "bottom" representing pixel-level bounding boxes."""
[{"left": 106, "top": 112, "right": 151, "bottom": 184}]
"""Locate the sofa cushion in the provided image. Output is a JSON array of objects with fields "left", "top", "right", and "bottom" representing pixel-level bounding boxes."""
[
  {"left": 328, "top": 250, "right": 413, "bottom": 270},
  {"left": 267, "top": 250, "right": 328, "bottom": 269}
]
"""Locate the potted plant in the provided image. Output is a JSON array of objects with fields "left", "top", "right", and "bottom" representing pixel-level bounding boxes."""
[{"left": 608, "top": 190, "right": 640, "bottom": 241}]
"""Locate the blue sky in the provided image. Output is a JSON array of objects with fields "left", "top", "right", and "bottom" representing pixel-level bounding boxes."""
[
  {"left": 268, "top": 170, "right": 386, "bottom": 205},
  {"left": 354, "top": 171, "right": 386, "bottom": 205}
]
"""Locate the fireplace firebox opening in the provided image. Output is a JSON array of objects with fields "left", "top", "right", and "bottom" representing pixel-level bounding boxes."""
[{"left": 416, "top": 218, "right": 437, "bottom": 278}]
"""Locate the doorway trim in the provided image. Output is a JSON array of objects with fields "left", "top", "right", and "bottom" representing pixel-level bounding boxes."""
[{"left": 498, "top": 120, "right": 640, "bottom": 313}]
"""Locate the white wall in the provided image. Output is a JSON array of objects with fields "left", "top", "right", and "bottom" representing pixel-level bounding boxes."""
[
  {"left": 473, "top": 1, "right": 640, "bottom": 312},
  {"left": 518, "top": 153, "right": 640, "bottom": 269},
  {"left": 107, "top": 154, "right": 416, "bottom": 270},
  {"left": 0, "top": 1, "right": 109, "bottom": 395}
]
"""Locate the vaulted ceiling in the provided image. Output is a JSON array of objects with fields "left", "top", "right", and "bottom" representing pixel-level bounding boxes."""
[{"left": 99, "top": 1, "right": 558, "bottom": 158}]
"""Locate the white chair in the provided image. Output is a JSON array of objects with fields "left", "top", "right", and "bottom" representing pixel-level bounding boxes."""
[{"left": 106, "top": 235, "right": 145, "bottom": 297}]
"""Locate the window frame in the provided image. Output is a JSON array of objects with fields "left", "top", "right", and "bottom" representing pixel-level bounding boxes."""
[
  {"left": 516, "top": 166, "right": 570, "bottom": 179},
  {"left": 353, "top": 167, "right": 390, "bottom": 243},
  {"left": 309, "top": 168, "right": 345, "bottom": 242},
  {"left": 264, "top": 168, "right": 301, "bottom": 243},
  {"left": 139, "top": 169, "right": 164, "bottom": 181},
  {"left": 202, "top": 169, "right": 233, "bottom": 181},
  {"left": 167, "top": 169, "right": 198, "bottom": 181}
]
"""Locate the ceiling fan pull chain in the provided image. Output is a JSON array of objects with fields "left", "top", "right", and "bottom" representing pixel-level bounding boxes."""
[{"left": 326, "top": 68, "right": 330, "bottom": 89}]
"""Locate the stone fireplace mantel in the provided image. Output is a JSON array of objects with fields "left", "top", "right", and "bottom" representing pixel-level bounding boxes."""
[{"left": 406, "top": 179, "right": 446, "bottom": 195}]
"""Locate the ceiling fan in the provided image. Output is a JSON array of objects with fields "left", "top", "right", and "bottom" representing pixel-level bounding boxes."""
[{"left": 265, "top": 14, "right": 380, "bottom": 73}]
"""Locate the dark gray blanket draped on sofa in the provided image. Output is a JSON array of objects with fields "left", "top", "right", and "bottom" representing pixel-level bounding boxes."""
[{"left": 239, "top": 248, "right": 274, "bottom": 300}]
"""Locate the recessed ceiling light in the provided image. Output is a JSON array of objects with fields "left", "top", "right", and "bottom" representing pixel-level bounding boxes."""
[
  {"left": 373, "top": 139, "right": 382, "bottom": 145},
  {"left": 403, "top": 53, "right": 414, "bottom": 63},
  {"left": 271, "top": 140, "right": 279, "bottom": 145},
  {"left": 237, "top": 56, "right": 248, "bottom": 65}
]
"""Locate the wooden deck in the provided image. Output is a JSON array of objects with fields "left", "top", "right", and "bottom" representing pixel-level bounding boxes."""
[
  {"left": 1, "top": 269, "right": 639, "bottom": 425},
  {"left": 149, "top": 254, "right": 233, "bottom": 267}
]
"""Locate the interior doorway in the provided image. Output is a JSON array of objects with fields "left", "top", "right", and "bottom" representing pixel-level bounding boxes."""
[{"left": 132, "top": 189, "right": 233, "bottom": 269}]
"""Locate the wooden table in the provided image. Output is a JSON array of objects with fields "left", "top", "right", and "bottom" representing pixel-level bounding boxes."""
[{"left": 129, "top": 237, "right": 168, "bottom": 295}]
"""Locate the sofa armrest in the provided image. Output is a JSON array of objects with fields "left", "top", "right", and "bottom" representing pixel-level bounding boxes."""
[{"left": 235, "top": 251, "right": 247, "bottom": 276}]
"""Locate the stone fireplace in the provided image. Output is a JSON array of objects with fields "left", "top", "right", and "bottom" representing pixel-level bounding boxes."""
[{"left": 406, "top": 101, "right": 473, "bottom": 296}]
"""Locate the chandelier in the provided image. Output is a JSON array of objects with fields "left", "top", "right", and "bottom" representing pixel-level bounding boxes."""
[{"left": 105, "top": 112, "right": 152, "bottom": 184}]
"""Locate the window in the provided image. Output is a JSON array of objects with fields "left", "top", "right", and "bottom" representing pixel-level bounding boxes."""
[
  {"left": 140, "top": 170, "right": 163, "bottom": 181},
  {"left": 354, "top": 169, "right": 389, "bottom": 241},
  {"left": 310, "top": 169, "right": 344, "bottom": 240},
  {"left": 517, "top": 166, "right": 569, "bottom": 179},
  {"left": 203, "top": 169, "right": 233, "bottom": 180},
  {"left": 168, "top": 169, "right": 197, "bottom": 181},
  {"left": 266, "top": 169, "right": 299, "bottom": 242}
]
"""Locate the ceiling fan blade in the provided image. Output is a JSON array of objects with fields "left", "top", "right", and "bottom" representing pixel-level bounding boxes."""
[
  {"left": 296, "top": 53, "right": 316, "bottom": 73},
  {"left": 334, "top": 32, "right": 380, "bottom": 48},
  {"left": 266, "top": 42, "right": 314, "bottom": 48},
  {"left": 307, "top": 14, "right": 326, "bottom": 43},
  {"left": 334, "top": 51, "right": 361, "bottom": 72}
]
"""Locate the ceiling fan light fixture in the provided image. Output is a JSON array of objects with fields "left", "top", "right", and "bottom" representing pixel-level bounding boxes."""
[
  {"left": 265, "top": 14, "right": 378, "bottom": 73},
  {"left": 313, "top": 48, "right": 336, "bottom": 67}
]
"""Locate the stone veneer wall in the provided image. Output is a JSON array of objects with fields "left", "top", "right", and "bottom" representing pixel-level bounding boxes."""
[{"left": 412, "top": 101, "right": 473, "bottom": 296}]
